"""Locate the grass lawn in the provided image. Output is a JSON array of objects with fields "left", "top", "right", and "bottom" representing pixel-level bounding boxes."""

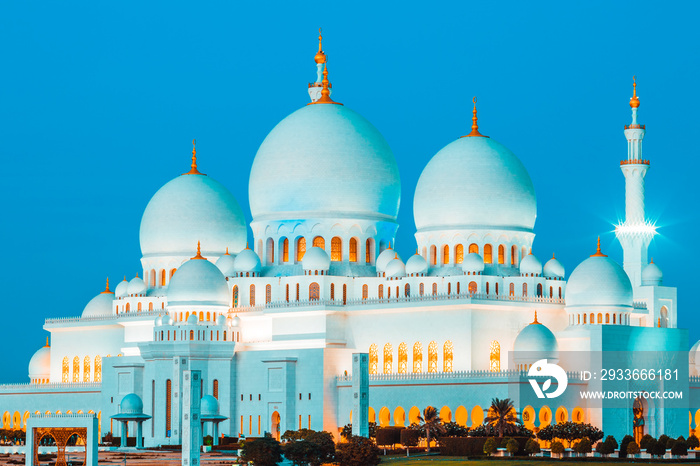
[{"left": 380, "top": 457, "right": 657, "bottom": 465}]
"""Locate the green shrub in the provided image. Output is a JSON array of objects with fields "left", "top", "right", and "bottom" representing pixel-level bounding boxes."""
[
  {"left": 687, "top": 434, "right": 700, "bottom": 449},
  {"left": 506, "top": 438, "right": 520, "bottom": 455},
  {"left": 627, "top": 441, "right": 640, "bottom": 455},
  {"left": 203, "top": 435, "right": 213, "bottom": 446},
  {"left": 336, "top": 435, "right": 380, "bottom": 466},
  {"left": 639, "top": 434, "right": 654, "bottom": 450},
  {"left": 439, "top": 437, "right": 487, "bottom": 456},
  {"left": 575, "top": 437, "right": 592, "bottom": 454},
  {"left": 619, "top": 434, "right": 634, "bottom": 458},
  {"left": 483, "top": 437, "right": 498, "bottom": 456},
  {"left": 400, "top": 428, "right": 420, "bottom": 448},
  {"left": 375, "top": 426, "right": 402, "bottom": 447},
  {"left": 551, "top": 440, "right": 565, "bottom": 454},
  {"left": 671, "top": 439, "right": 688, "bottom": 457},
  {"left": 524, "top": 438, "right": 540, "bottom": 455},
  {"left": 241, "top": 437, "right": 283, "bottom": 466},
  {"left": 441, "top": 422, "right": 469, "bottom": 437},
  {"left": 652, "top": 438, "right": 667, "bottom": 457}
]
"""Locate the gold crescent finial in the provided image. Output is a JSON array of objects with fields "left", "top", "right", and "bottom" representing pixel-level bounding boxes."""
[
  {"left": 630, "top": 76, "right": 640, "bottom": 108},
  {"left": 184, "top": 139, "right": 204, "bottom": 175},
  {"left": 473, "top": 96, "right": 477, "bottom": 104},
  {"left": 315, "top": 28, "right": 326, "bottom": 64},
  {"left": 462, "top": 96, "right": 487, "bottom": 138}
]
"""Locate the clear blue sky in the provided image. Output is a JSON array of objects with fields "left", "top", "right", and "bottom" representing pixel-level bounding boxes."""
[{"left": 1, "top": 1, "right": 698, "bottom": 383}]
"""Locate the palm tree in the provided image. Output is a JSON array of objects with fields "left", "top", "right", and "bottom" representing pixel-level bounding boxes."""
[
  {"left": 485, "top": 398, "right": 519, "bottom": 438},
  {"left": 417, "top": 406, "right": 446, "bottom": 452}
]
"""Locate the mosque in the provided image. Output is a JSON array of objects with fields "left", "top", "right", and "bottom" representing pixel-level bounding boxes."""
[{"left": 2, "top": 32, "right": 700, "bottom": 448}]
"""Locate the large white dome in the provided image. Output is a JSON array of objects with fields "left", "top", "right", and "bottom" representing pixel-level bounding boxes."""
[
  {"left": 167, "top": 257, "right": 230, "bottom": 307},
  {"left": 249, "top": 104, "right": 401, "bottom": 221},
  {"left": 513, "top": 316, "right": 559, "bottom": 364},
  {"left": 140, "top": 173, "right": 247, "bottom": 257},
  {"left": 414, "top": 136, "right": 536, "bottom": 232},
  {"left": 566, "top": 254, "right": 633, "bottom": 308}
]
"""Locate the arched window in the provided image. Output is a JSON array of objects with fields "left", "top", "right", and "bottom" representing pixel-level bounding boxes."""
[
  {"left": 549, "top": 286, "right": 553, "bottom": 298},
  {"left": 430, "top": 245, "right": 437, "bottom": 265},
  {"left": 443, "top": 341, "right": 454, "bottom": 372},
  {"left": 369, "top": 344, "right": 378, "bottom": 374},
  {"left": 398, "top": 343, "right": 408, "bottom": 374},
  {"left": 83, "top": 356, "right": 91, "bottom": 382},
  {"left": 349, "top": 238, "right": 358, "bottom": 262},
  {"left": 94, "top": 356, "right": 102, "bottom": 382},
  {"left": 310, "top": 282, "right": 320, "bottom": 301},
  {"left": 150, "top": 269, "right": 156, "bottom": 287},
  {"left": 383, "top": 343, "right": 393, "bottom": 374},
  {"left": 296, "top": 237, "right": 306, "bottom": 262},
  {"left": 137, "top": 302, "right": 142, "bottom": 311},
  {"left": 583, "top": 313, "right": 587, "bottom": 324},
  {"left": 365, "top": 238, "right": 373, "bottom": 264},
  {"left": 362, "top": 284, "right": 368, "bottom": 300},
  {"left": 161, "top": 269, "right": 166, "bottom": 287},
  {"left": 165, "top": 379, "right": 172, "bottom": 436},
  {"left": 498, "top": 245, "right": 505, "bottom": 264},
  {"left": 266, "top": 284, "right": 272, "bottom": 304},
  {"left": 495, "top": 283, "right": 499, "bottom": 295},
  {"left": 509, "top": 283, "right": 515, "bottom": 296},
  {"left": 605, "top": 313, "right": 610, "bottom": 324},
  {"left": 428, "top": 341, "right": 438, "bottom": 373},
  {"left": 511, "top": 245, "right": 517, "bottom": 266},
  {"left": 73, "top": 356, "right": 80, "bottom": 382},
  {"left": 331, "top": 237, "right": 342, "bottom": 261},
  {"left": 126, "top": 302, "right": 130, "bottom": 312},
  {"left": 469, "top": 243, "right": 479, "bottom": 254},
  {"left": 490, "top": 341, "right": 501, "bottom": 372},
  {"left": 266, "top": 238, "right": 274, "bottom": 264},
  {"left": 457, "top": 282, "right": 461, "bottom": 294},
  {"left": 522, "top": 283, "right": 527, "bottom": 296},
  {"left": 485, "top": 282, "right": 490, "bottom": 295},
  {"left": 190, "top": 330, "right": 194, "bottom": 341},
  {"left": 149, "top": 302, "right": 153, "bottom": 311},
  {"left": 419, "top": 283, "right": 424, "bottom": 296},
  {"left": 296, "top": 283, "right": 300, "bottom": 301},
  {"left": 62, "top": 357, "right": 69, "bottom": 383},
  {"left": 405, "top": 284, "right": 410, "bottom": 297},
  {"left": 537, "top": 284, "right": 543, "bottom": 297},
  {"left": 468, "top": 281, "right": 477, "bottom": 294},
  {"left": 313, "top": 236, "right": 325, "bottom": 249},
  {"left": 342, "top": 284, "right": 347, "bottom": 305},
  {"left": 282, "top": 238, "right": 289, "bottom": 262},
  {"left": 447, "top": 283, "right": 451, "bottom": 295},
  {"left": 613, "top": 314, "right": 616, "bottom": 324},
  {"left": 170, "top": 268, "right": 177, "bottom": 278},
  {"left": 233, "top": 285, "right": 238, "bottom": 308},
  {"left": 455, "top": 244, "right": 464, "bottom": 264},
  {"left": 413, "top": 342, "right": 423, "bottom": 372},
  {"left": 558, "top": 287, "right": 562, "bottom": 299},
  {"left": 432, "top": 283, "right": 437, "bottom": 295},
  {"left": 597, "top": 313, "right": 603, "bottom": 324},
  {"left": 443, "top": 245, "right": 449, "bottom": 265},
  {"left": 378, "top": 284, "right": 384, "bottom": 299},
  {"left": 213, "top": 380, "right": 219, "bottom": 399},
  {"left": 590, "top": 313, "right": 594, "bottom": 324},
  {"left": 249, "top": 285, "right": 255, "bottom": 306},
  {"left": 330, "top": 283, "right": 335, "bottom": 300},
  {"left": 484, "top": 244, "right": 493, "bottom": 264}
]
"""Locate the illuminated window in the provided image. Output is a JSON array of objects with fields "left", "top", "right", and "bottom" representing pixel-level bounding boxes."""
[
  {"left": 430, "top": 245, "right": 437, "bottom": 265},
  {"left": 613, "top": 314, "right": 616, "bottom": 324},
  {"left": 398, "top": 343, "right": 407, "bottom": 374},
  {"left": 369, "top": 344, "right": 378, "bottom": 374},
  {"left": 443, "top": 341, "right": 454, "bottom": 372},
  {"left": 383, "top": 343, "right": 393, "bottom": 374},
  {"left": 362, "top": 284, "right": 368, "bottom": 300},
  {"left": 343, "top": 284, "right": 347, "bottom": 305},
  {"left": 468, "top": 281, "right": 477, "bottom": 294},
  {"left": 457, "top": 282, "right": 461, "bottom": 294},
  {"left": 537, "top": 284, "right": 543, "bottom": 297},
  {"left": 94, "top": 356, "right": 102, "bottom": 382},
  {"left": 419, "top": 283, "right": 424, "bottom": 296},
  {"left": 296, "top": 237, "right": 306, "bottom": 262},
  {"left": 432, "top": 283, "right": 437, "bottom": 295},
  {"left": 583, "top": 313, "right": 587, "bottom": 324},
  {"left": 313, "top": 236, "right": 325, "bottom": 249},
  {"left": 443, "top": 245, "right": 449, "bottom": 264},
  {"left": 137, "top": 302, "right": 142, "bottom": 311},
  {"left": 558, "top": 287, "right": 562, "bottom": 299},
  {"left": 150, "top": 269, "right": 156, "bottom": 287},
  {"left": 62, "top": 357, "right": 69, "bottom": 383},
  {"left": 213, "top": 379, "right": 219, "bottom": 399},
  {"left": 447, "top": 282, "right": 451, "bottom": 295},
  {"left": 190, "top": 330, "right": 194, "bottom": 341},
  {"left": 549, "top": 286, "right": 553, "bottom": 298},
  {"left": 267, "top": 238, "right": 274, "bottom": 264},
  {"left": 166, "top": 379, "right": 172, "bottom": 436},
  {"left": 170, "top": 268, "right": 176, "bottom": 278},
  {"left": 126, "top": 303, "right": 130, "bottom": 312},
  {"left": 378, "top": 284, "right": 383, "bottom": 299},
  {"left": 348, "top": 238, "right": 357, "bottom": 262},
  {"left": 455, "top": 244, "right": 464, "bottom": 264},
  {"left": 509, "top": 283, "right": 514, "bottom": 296},
  {"left": 498, "top": 245, "right": 505, "bottom": 264},
  {"left": 83, "top": 356, "right": 91, "bottom": 382},
  {"left": 330, "top": 283, "right": 335, "bottom": 300},
  {"left": 413, "top": 342, "right": 423, "bottom": 372},
  {"left": 266, "top": 284, "right": 272, "bottom": 304},
  {"left": 149, "top": 302, "right": 153, "bottom": 311},
  {"left": 590, "top": 313, "right": 594, "bottom": 324},
  {"left": 161, "top": 269, "right": 166, "bottom": 287},
  {"left": 331, "top": 237, "right": 342, "bottom": 261},
  {"left": 511, "top": 245, "right": 517, "bottom": 266},
  {"left": 250, "top": 285, "right": 255, "bottom": 306},
  {"left": 428, "top": 341, "right": 438, "bottom": 373},
  {"left": 282, "top": 238, "right": 289, "bottom": 262},
  {"left": 405, "top": 284, "right": 410, "bottom": 297},
  {"left": 365, "top": 238, "right": 373, "bottom": 264},
  {"left": 490, "top": 341, "right": 501, "bottom": 372},
  {"left": 310, "top": 282, "right": 320, "bottom": 301},
  {"left": 484, "top": 244, "right": 493, "bottom": 264},
  {"left": 522, "top": 283, "right": 527, "bottom": 296},
  {"left": 233, "top": 285, "right": 238, "bottom": 307},
  {"left": 597, "top": 313, "right": 602, "bottom": 324},
  {"left": 605, "top": 313, "right": 610, "bottom": 324},
  {"left": 296, "top": 283, "right": 300, "bottom": 301},
  {"left": 73, "top": 356, "right": 80, "bottom": 382},
  {"left": 495, "top": 283, "right": 499, "bottom": 295},
  {"left": 469, "top": 243, "right": 479, "bottom": 254}
]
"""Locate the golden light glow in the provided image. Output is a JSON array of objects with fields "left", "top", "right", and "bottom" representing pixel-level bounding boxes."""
[
  {"left": 489, "top": 340, "right": 500, "bottom": 372},
  {"left": 443, "top": 341, "right": 454, "bottom": 372},
  {"left": 461, "top": 97, "right": 489, "bottom": 138},
  {"left": 630, "top": 75, "right": 640, "bottom": 108},
  {"left": 428, "top": 341, "right": 438, "bottom": 373},
  {"left": 183, "top": 139, "right": 205, "bottom": 175},
  {"left": 413, "top": 342, "right": 422, "bottom": 373},
  {"left": 369, "top": 344, "right": 378, "bottom": 374},
  {"left": 331, "top": 237, "right": 342, "bottom": 261},
  {"left": 398, "top": 342, "right": 408, "bottom": 374},
  {"left": 383, "top": 343, "right": 393, "bottom": 374},
  {"left": 455, "top": 244, "right": 464, "bottom": 264}
]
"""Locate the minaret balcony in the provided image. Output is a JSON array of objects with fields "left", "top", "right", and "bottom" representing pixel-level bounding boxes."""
[{"left": 620, "top": 159, "right": 650, "bottom": 165}]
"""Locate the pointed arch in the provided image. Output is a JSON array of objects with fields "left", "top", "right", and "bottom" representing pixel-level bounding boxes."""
[
  {"left": 94, "top": 356, "right": 102, "bottom": 382},
  {"left": 349, "top": 238, "right": 358, "bottom": 262},
  {"left": 468, "top": 243, "right": 479, "bottom": 254},
  {"left": 428, "top": 341, "right": 438, "bottom": 373},
  {"left": 83, "top": 356, "right": 91, "bottom": 382},
  {"left": 489, "top": 340, "right": 500, "bottom": 372},
  {"left": 398, "top": 343, "right": 408, "bottom": 374},
  {"left": 266, "top": 284, "right": 272, "bottom": 304},
  {"left": 365, "top": 238, "right": 374, "bottom": 264},
  {"left": 383, "top": 343, "right": 393, "bottom": 374},
  {"left": 312, "top": 236, "right": 325, "bottom": 249},
  {"left": 62, "top": 357, "right": 69, "bottom": 383},
  {"left": 484, "top": 244, "right": 493, "bottom": 264},
  {"left": 369, "top": 344, "right": 378, "bottom": 374},
  {"left": 498, "top": 245, "right": 505, "bottom": 264},
  {"left": 455, "top": 244, "right": 464, "bottom": 264},
  {"left": 249, "top": 284, "right": 255, "bottom": 306},
  {"left": 282, "top": 237, "right": 289, "bottom": 263},
  {"left": 442, "top": 245, "right": 449, "bottom": 265},
  {"left": 309, "top": 282, "right": 320, "bottom": 301},
  {"left": 296, "top": 237, "right": 306, "bottom": 262},
  {"left": 443, "top": 341, "right": 453, "bottom": 372},
  {"left": 331, "top": 237, "right": 342, "bottom": 261},
  {"left": 72, "top": 356, "right": 80, "bottom": 382},
  {"left": 233, "top": 285, "right": 239, "bottom": 307}
]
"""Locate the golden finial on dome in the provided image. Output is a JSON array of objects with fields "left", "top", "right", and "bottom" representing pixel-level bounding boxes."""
[
  {"left": 630, "top": 76, "right": 640, "bottom": 108},
  {"left": 101, "top": 277, "right": 114, "bottom": 294},
  {"left": 462, "top": 97, "right": 488, "bottom": 138},
  {"left": 591, "top": 236, "right": 608, "bottom": 257},
  {"left": 225, "top": 247, "right": 230, "bottom": 255},
  {"left": 246, "top": 242, "right": 250, "bottom": 250},
  {"left": 45, "top": 337, "right": 50, "bottom": 347},
  {"left": 135, "top": 272, "right": 139, "bottom": 278},
  {"left": 184, "top": 139, "right": 205, "bottom": 175},
  {"left": 315, "top": 28, "right": 326, "bottom": 64},
  {"left": 309, "top": 64, "right": 343, "bottom": 106},
  {"left": 192, "top": 241, "right": 206, "bottom": 260},
  {"left": 650, "top": 257, "right": 654, "bottom": 264},
  {"left": 531, "top": 311, "right": 541, "bottom": 325}
]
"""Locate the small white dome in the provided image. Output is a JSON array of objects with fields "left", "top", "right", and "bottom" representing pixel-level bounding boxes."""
[
  {"left": 376, "top": 248, "right": 400, "bottom": 273},
  {"left": 216, "top": 252, "right": 237, "bottom": 276},
  {"left": 216, "top": 314, "right": 227, "bottom": 326},
  {"left": 566, "top": 251, "right": 633, "bottom": 308},
  {"left": 154, "top": 315, "right": 163, "bottom": 326},
  {"left": 81, "top": 291, "right": 114, "bottom": 318},
  {"left": 462, "top": 252, "right": 485, "bottom": 273},
  {"left": 163, "top": 315, "right": 173, "bottom": 326},
  {"left": 187, "top": 313, "right": 198, "bottom": 324},
  {"left": 302, "top": 247, "right": 331, "bottom": 271},
  {"left": 641, "top": 261, "right": 663, "bottom": 286},
  {"left": 405, "top": 253, "right": 428, "bottom": 276},
  {"left": 231, "top": 315, "right": 241, "bottom": 327},
  {"left": 127, "top": 276, "right": 147, "bottom": 296},
  {"left": 543, "top": 256, "right": 565, "bottom": 279},
  {"left": 115, "top": 278, "right": 129, "bottom": 298},
  {"left": 28, "top": 343, "right": 50, "bottom": 380},
  {"left": 385, "top": 258, "right": 406, "bottom": 278},
  {"left": 513, "top": 315, "right": 559, "bottom": 363},
  {"left": 120, "top": 394, "right": 144, "bottom": 414},
  {"left": 168, "top": 258, "right": 230, "bottom": 307},
  {"left": 201, "top": 395, "right": 220, "bottom": 416},
  {"left": 233, "top": 248, "right": 261, "bottom": 274},
  {"left": 520, "top": 253, "right": 543, "bottom": 276}
]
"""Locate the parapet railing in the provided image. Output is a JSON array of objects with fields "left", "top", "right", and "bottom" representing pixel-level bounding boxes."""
[
  {"left": 30, "top": 413, "right": 97, "bottom": 418},
  {"left": 45, "top": 309, "right": 164, "bottom": 325},
  {"left": 336, "top": 369, "right": 582, "bottom": 384},
  {"left": 0, "top": 382, "right": 101, "bottom": 391},
  {"left": 632, "top": 301, "right": 648, "bottom": 310}
]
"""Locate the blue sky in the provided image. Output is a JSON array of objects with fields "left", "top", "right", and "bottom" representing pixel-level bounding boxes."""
[{"left": 0, "top": 1, "right": 698, "bottom": 382}]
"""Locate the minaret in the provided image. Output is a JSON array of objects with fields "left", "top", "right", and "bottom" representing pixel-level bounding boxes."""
[
  {"left": 308, "top": 28, "right": 331, "bottom": 102},
  {"left": 615, "top": 77, "right": 655, "bottom": 288}
]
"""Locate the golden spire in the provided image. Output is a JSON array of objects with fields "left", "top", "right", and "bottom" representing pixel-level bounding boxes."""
[
  {"left": 101, "top": 277, "right": 114, "bottom": 294},
  {"left": 45, "top": 337, "right": 50, "bottom": 347},
  {"left": 462, "top": 97, "right": 488, "bottom": 138},
  {"left": 630, "top": 76, "right": 640, "bottom": 108},
  {"left": 315, "top": 28, "right": 326, "bottom": 64},
  {"left": 308, "top": 64, "right": 342, "bottom": 105},
  {"left": 191, "top": 241, "right": 205, "bottom": 260},
  {"left": 135, "top": 272, "right": 139, "bottom": 278},
  {"left": 650, "top": 257, "right": 654, "bottom": 264},
  {"left": 225, "top": 247, "right": 230, "bottom": 255},
  {"left": 591, "top": 236, "right": 608, "bottom": 257},
  {"left": 531, "top": 311, "right": 541, "bottom": 325},
  {"left": 184, "top": 139, "right": 205, "bottom": 175},
  {"left": 246, "top": 242, "right": 250, "bottom": 250},
  {"left": 552, "top": 253, "right": 556, "bottom": 259}
]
